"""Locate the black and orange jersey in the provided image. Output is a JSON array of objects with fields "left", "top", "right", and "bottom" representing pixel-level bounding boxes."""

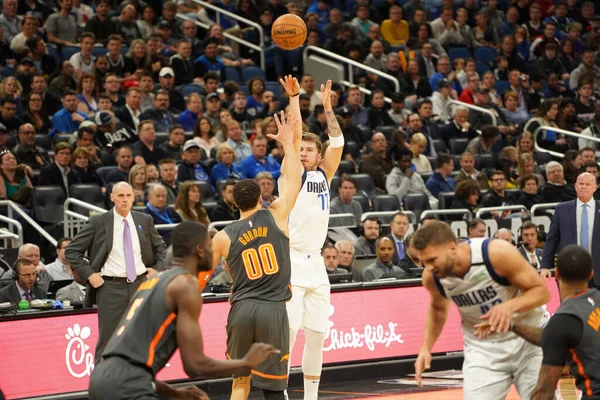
[
  {"left": 544, "top": 288, "right": 600, "bottom": 396},
  {"left": 101, "top": 267, "right": 188, "bottom": 376},
  {"left": 223, "top": 210, "right": 291, "bottom": 304}
]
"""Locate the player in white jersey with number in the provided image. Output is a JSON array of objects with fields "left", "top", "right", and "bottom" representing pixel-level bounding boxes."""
[
  {"left": 278, "top": 76, "right": 343, "bottom": 400},
  {"left": 412, "top": 222, "right": 551, "bottom": 400}
]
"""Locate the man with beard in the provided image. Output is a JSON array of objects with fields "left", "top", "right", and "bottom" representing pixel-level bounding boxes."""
[
  {"left": 15, "top": 58, "right": 34, "bottom": 97},
  {"left": 353, "top": 217, "right": 381, "bottom": 256},
  {"left": 51, "top": 90, "right": 87, "bottom": 135},
  {"left": 139, "top": 90, "right": 176, "bottom": 133}
]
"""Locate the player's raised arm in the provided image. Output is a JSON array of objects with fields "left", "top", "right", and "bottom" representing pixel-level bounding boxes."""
[
  {"left": 279, "top": 75, "right": 302, "bottom": 156},
  {"left": 482, "top": 239, "right": 551, "bottom": 334},
  {"left": 415, "top": 269, "right": 450, "bottom": 387},
  {"left": 320, "top": 80, "right": 344, "bottom": 183},
  {"left": 211, "top": 230, "right": 230, "bottom": 270},
  {"left": 170, "top": 275, "right": 279, "bottom": 378},
  {"left": 268, "top": 111, "right": 303, "bottom": 222}
]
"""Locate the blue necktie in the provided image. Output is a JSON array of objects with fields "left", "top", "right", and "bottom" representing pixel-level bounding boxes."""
[
  {"left": 581, "top": 204, "right": 589, "bottom": 252},
  {"left": 397, "top": 241, "right": 405, "bottom": 261}
]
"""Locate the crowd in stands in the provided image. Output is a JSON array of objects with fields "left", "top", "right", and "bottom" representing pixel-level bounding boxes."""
[{"left": 0, "top": 0, "right": 598, "bottom": 290}]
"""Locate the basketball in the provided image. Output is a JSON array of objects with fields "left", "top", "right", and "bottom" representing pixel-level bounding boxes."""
[{"left": 271, "top": 14, "right": 307, "bottom": 51}]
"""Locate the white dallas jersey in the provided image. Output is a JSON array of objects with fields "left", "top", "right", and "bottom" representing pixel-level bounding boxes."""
[
  {"left": 434, "top": 238, "right": 546, "bottom": 341},
  {"left": 287, "top": 168, "right": 330, "bottom": 254}
]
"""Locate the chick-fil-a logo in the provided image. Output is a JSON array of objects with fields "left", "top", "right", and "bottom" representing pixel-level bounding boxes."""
[
  {"left": 65, "top": 324, "right": 95, "bottom": 378},
  {"left": 324, "top": 305, "right": 404, "bottom": 352}
]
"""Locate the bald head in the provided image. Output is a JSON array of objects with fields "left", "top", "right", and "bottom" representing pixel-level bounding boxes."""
[
  {"left": 19, "top": 243, "right": 41, "bottom": 266},
  {"left": 148, "top": 184, "right": 168, "bottom": 209},
  {"left": 371, "top": 132, "right": 387, "bottom": 153},
  {"left": 576, "top": 172, "right": 597, "bottom": 203},
  {"left": 111, "top": 182, "right": 134, "bottom": 216}
]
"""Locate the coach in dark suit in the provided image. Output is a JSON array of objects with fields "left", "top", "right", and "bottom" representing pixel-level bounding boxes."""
[
  {"left": 65, "top": 181, "right": 167, "bottom": 359},
  {"left": 388, "top": 212, "right": 410, "bottom": 266},
  {"left": 37, "top": 142, "right": 79, "bottom": 196},
  {"left": 0, "top": 259, "right": 46, "bottom": 304},
  {"left": 542, "top": 173, "right": 600, "bottom": 287}
]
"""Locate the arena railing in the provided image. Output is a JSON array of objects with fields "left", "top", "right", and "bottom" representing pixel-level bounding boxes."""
[
  {"left": 0, "top": 214, "right": 23, "bottom": 248},
  {"left": 329, "top": 213, "right": 359, "bottom": 228},
  {"left": 63, "top": 199, "right": 108, "bottom": 238},
  {"left": 303, "top": 45, "right": 401, "bottom": 96},
  {"left": 475, "top": 205, "right": 528, "bottom": 218},
  {"left": 420, "top": 209, "right": 472, "bottom": 221},
  {"left": 176, "top": 2, "right": 266, "bottom": 70},
  {"left": 530, "top": 202, "right": 559, "bottom": 216},
  {"left": 446, "top": 100, "right": 497, "bottom": 126},
  {"left": 362, "top": 211, "right": 417, "bottom": 226},
  {"left": 533, "top": 125, "right": 599, "bottom": 159},
  {"left": 0, "top": 200, "right": 57, "bottom": 247}
]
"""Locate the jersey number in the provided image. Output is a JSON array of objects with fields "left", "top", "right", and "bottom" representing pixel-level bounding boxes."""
[
  {"left": 241, "top": 243, "right": 280, "bottom": 280},
  {"left": 318, "top": 193, "right": 329, "bottom": 210},
  {"left": 480, "top": 299, "right": 502, "bottom": 314},
  {"left": 116, "top": 298, "right": 144, "bottom": 336}
]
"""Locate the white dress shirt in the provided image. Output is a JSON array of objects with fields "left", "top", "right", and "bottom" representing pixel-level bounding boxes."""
[
  {"left": 101, "top": 209, "right": 147, "bottom": 277},
  {"left": 126, "top": 104, "right": 141, "bottom": 131},
  {"left": 45, "top": 259, "right": 73, "bottom": 280},
  {"left": 576, "top": 198, "right": 595, "bottom": 253}
]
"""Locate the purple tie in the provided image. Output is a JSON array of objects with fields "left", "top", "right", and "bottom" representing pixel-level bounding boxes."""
[
  {"left": 123, "top": 219, "right": 137, "bottom": 282},
  {"left": 24, "top": 290, "right": 31, "bottom": 301}
]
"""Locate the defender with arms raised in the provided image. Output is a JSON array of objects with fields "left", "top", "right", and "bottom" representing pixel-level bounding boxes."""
[{"left": 212, "top": 110, "right": 303, "bottom": 400}]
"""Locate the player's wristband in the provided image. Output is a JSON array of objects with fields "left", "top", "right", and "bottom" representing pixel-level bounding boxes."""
[
  {"left": 291, "top": 93, "right": 300, "bottom": 97},
  {"left": 328, "top": 134, "right": 345, "bottom": 148}
]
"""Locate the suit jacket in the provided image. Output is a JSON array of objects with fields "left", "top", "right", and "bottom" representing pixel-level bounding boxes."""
[
  {"left": 0, "top": 282, "right": 46, "bottom": 305},
  {"left": 542, "top": 200, "right": 600, "bottom": 284},
  {"left": 55, "top": 281, "right": 85, "bottom": 303},
  {"left": 64, "top": 209, "right": 167, "bottom": 307},
  {"left": 37, "top": 163, "right": 79, "bottom": 196},
  {"left": 518, "top": 246, "right": 543, "bottom": 269},
  {"left": 387, "top": 233, "right": 405, "bottom": 266},
  {"left": 114, "top": 106, "right": 137, "bottom": 131}
]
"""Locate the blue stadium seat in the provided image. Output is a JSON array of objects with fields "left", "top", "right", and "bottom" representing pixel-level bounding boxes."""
[
  {"left": 448, "top": 47, "right": 472, "bottom": 61},
  {"left": 96, "top": 166, "right": 117, "bottom": 184},
  {"left": 238, "top": 83, "right": 249, "bottom": 96},
  {"left": 92, "top": 47, "right": 108, "bottom": 58},
  {"left": 495, "top": 80, "right": 510, "bottom": 96},
  {"left": 241, "top": 66, "right": 265, "bottom": 82},
  {"left": 224, "top": 67, "right": 242, "bottom": 82},
  {"left": 265, "top": 81, "right": 282, "bottom": 98},
  {"left": 60, "top": 46, "right": 80, "bottom": 61},
  {"left": 179, "top": 84, "right": 202, "bottom": 97},
  {"left": 47, "top": 46, "right": 61, "bottom": 65},
  {"left": 476, "top": 62, "right": 491, "bottom": 76},
  {"left": 474, "top": 47, "right": 497, "bottom": 66}
]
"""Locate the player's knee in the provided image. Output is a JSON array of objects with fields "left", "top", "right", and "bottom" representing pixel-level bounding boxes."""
[
  {"left": 263, "top": 389, "right": 286, "bottom": 400},
  {"left": 304, "top": 328, "right": 326, "bottom": 347}
]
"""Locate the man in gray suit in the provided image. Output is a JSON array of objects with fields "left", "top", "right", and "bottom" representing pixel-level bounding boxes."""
[{"left": 65, "top": 181, "right": 167, "bottom": 359}]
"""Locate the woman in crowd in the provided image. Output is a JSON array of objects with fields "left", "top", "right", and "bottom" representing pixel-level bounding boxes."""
[
  {"left": 193, "top": 117, "right": 220, "bottom": 157},
  {"left": 524, "top": 99, "right": 568, "bottom": 153},
  {"left": 410, "top": 133, "right": 432, "bottom": 173},
  {"left": 0, "top": 151, "right": 32, "bottom": 206},
  {"left": 246, "top": 77, "right": 266, "bottom": 117},
  {"left": 76, "top": 73, "right": 98, "bottom": 116},
  {"left": 71, "top": 147, "right": 102, "bottom": 186},
  {"left": 0, "top": 76, "right": 22, "bottom": 100},
  {"left": 128, "top": 164, "right": 148, "bottom": 206},
  {"left": 450, "top": 178, "right": 480, "bottom": 220},
  {"left": 466, "top": 125, "right": 500, "bottom": 156},
  {"left": 215, "top": 109, "right": 233, "bottom": 142},
  {"left": 516, "top": 173, "right": 541, "bottom": 210},
  {"left": 211, "top": 142, "right": 245, "bottom": 184},
  {"left": 501, "top": 91, "right": 530, "bottom": 127},
  {"left": 19, "top": 92, "right": 51, "bottom": 134},
  {"left": 516, "top": 152, "right": 545, "bottom": 187},
  {"left": 137, "top": 6, "right": 156, "bottom": 40},
  {"left": 561, "top": 149, "right": 582, "bottom": 184},
  {"left": 175, "top": 181, "right": 210, "bottom": 226},
  {"left": 125, "top": 39, "right": 152, "bottom": 79},
  {"left": 558, "top": 38, "right": 580, "bottom": 73}
]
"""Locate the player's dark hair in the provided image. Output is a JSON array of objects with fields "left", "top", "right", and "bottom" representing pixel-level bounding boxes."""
[
  {"left": 233, "top": 179, "right": 261, "bottom": 211},
  {"left": 412, "top": 221, "right": 457, "bottom": 250},
  {"left": 556, "top": 244, "right": 593, "bottom": 283},
  {"left": 172, "top": 221, "right": 209, "bottom": 259}
]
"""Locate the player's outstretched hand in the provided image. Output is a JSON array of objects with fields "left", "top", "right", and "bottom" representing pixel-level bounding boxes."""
[
  {"left": 244, "top": 343, "right": 281, "bottom": 368},
  {"left": 414, "top": 349, "right": 431, "bottom": 387},
  {"left": 473, "top": 321, "right": 493, "bottom": 340},
  {"left": 172, "top": 385, "right": 209, "bottom": 400},
  {"left": 480, "top": 302, "right": 513, "bottom": 334},
  {"left": 279, "top": 74, "right": 300, "bottom": 97},
  {"left": 270, "top": 111, "right": 297, "bottom": 144},
  {"left": 319, "top": 80, "right": 333, "bottom": 110},
  {"left": 540, "top": 269, "right": 552, "bottom": 280}
]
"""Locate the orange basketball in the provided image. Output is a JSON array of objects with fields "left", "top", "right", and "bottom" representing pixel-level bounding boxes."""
[{"left": 271, "top": 14, "right": 307, "bottom": 51}]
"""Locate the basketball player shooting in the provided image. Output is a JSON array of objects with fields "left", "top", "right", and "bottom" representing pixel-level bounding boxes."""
[
  {"left": 211, "top": 110, "right": 303, "bottom": 400},
  {"left": 279, "top": 76, "right": 344, "bottom": 400},
  {"left": 412, "top": 222, "right": 551, "bottom": 400},
  {"left": 88, "top": 222, "right": 279, "bottom": 400}
]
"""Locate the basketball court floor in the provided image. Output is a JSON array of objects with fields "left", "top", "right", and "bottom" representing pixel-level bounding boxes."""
[{"left": 210, "top": 371, "right": 579, "bottom": 399}]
